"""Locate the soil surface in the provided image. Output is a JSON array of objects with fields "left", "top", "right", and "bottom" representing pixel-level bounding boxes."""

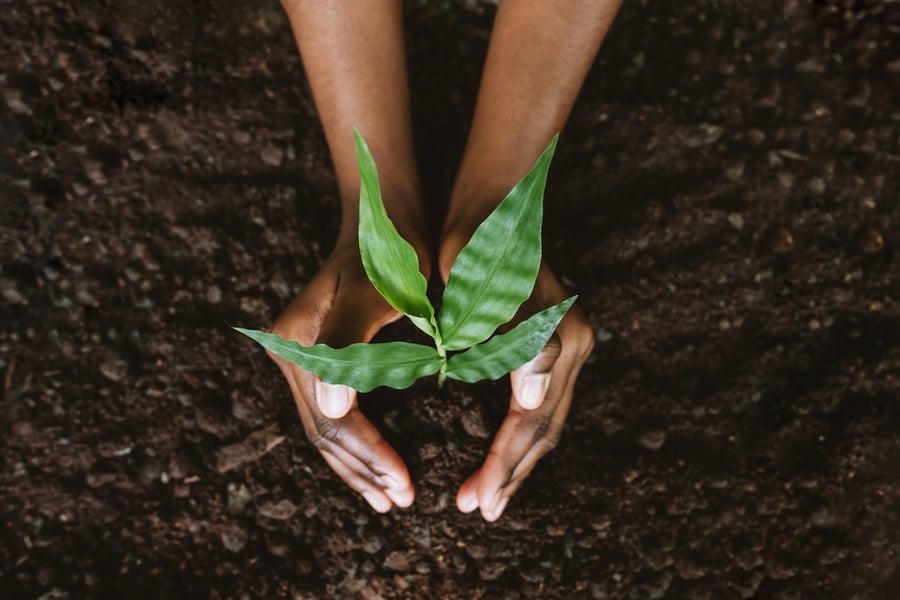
[{"left": 2, "top": 1, "right": 900, "bottom": 598}]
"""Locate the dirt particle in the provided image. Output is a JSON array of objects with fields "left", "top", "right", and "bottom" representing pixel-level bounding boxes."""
[
  {"left": 215, "top": 425, "right": 285, "bottom": 473},
  {"left": 220, "top": 523, "right": 247, "bottom": 553},
  {"left": 227, "top": 483, "right": 253, "bottom": 514},
  {"left": 362, "top": 535, "right": 383, "bottom": 554},
  {"left": 479, "top": 562, "right": 506, "bottom": 581},
  {"left": 206, "top": 285, "right": 223, "bottom": 304},
  {"left": 808, "top": 177, "right": 826, "bottom": 195},
  {"left": 747, "top": 129, "right": 766, "bottom": 145},
  {"left": 465, "top": 544, "right": 487, "bottom": 560},
  {"left": 727, "top": 213, "right": 745, "bottom": 230},
  {"left": 383, "top": 551, "right": 411, "bottom": 572},
  {"left": 1, "top": 279, "right": 28, "bottom": 305},
  {"left": 257, "top": 499, "right": 297, "bottom": 521},
  {"left": 99, "top": 358, "right": 128, "bottom": 382},
  {"left": 460, "top": 407, "right": 490, "bottom": 439},
  {"left": 260, "top": 144, "right": 284, "bottom": 167},
  {"left": 637, "top": 430, "right": 667, "bottom": 450}
]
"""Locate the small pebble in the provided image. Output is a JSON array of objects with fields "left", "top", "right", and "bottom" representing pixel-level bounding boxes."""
[
  {"left": 257, "top": 499, "right": 297, "bottom": 521},
  {"left": 383, "top": 551, "right": 410, "bottom": 572},
  {"left": 221, "top": 523, "right": 247, "bottom": 553},
  {"left": 637, "top": 430, "right": 667, "bottom": 451},
  {"left": 206, "top": 285, "right": 223, "bottom": 304}
]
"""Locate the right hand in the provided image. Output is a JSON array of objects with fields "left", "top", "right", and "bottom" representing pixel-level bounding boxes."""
[{"left": 267, "top": 241, "right": 420, "bottom": 512}]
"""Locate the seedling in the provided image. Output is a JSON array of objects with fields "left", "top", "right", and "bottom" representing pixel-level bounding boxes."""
[{"left": 235, "top": 131, "right": 575, "bottom": 392}]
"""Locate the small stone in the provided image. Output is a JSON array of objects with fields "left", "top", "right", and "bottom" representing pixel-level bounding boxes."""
[
  {"left": 727, "top": 213, "right": 744, "bottom": 230},
  {"left": 362, "top": 535, "right": 383, "bottom": 554},
  {"left": 415, "top": 561, "right": 431, "bottom": 575},
  {"left": 860, "top": 228, "right": 884, "bottom": 253},
  {"left": 221, "top": 523, "right": 247, "bottom": 553},
  {"left": 837, "top": 128, "right": 856, "bottom": 145},
  {"left": 747, "top": 129, "right": 766, "bottom": 145},
  {"left": 227, "top": 483, "right": 253, "bottom": 514},
  {"left": 75, "top": 289, "right": 99, "bottom": 307},
  {"left": 719, "top": 319, "right": 731, "bottom": 331},
  {"left": 383, "top": 551, "right": 410, "bottom": 572},
  {"left": 465, "top": 544, "right": 488, "bottom": 560},
  {"left": 4, "top": 88, "right": 29, "bottom": 114},
  {"left": 1, "top": 279, "right": 28, "bottom": 305},
  {"left": 808, "top": 177, "right": 826, "bottom": 195},
  {"left": 772, "top": 229, "right": 794, "bottom": 253},
  {"left": 479, "top": 562, "right": 507, "bottom": 581},
  {"left": 260, "top": 144, "right": 284, "bottom": 167},
  {"left": 460, "top": 408, "right": 490, "bottom": 439},
  {"left": 206, "top": 285, "right": 222, "bottom": 304},
  {"left": 726, "top": 162, "right": 744, "bottom": 181},
  {"left": 215, "top": 425, "right": 285, "bottom": 473},
  {"left": 637, "top": 430, "right": 667, "bottom": 450},
  {"left": 99, "top": 358, "right": 128, "bottom": 382},
  {"left": 595, "top": 326, "right": 613, "bottom": 343},
  {"left": 257, "top": 499, "right": 297, "bottom": 520}
]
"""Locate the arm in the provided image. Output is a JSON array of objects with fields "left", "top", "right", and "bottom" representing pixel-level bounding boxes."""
[
  {"left": 440, "top": 0, "right": 624, "bottom": 521},
  {"left": 274, "top": 0, "right": 428, "bottom": 512}
]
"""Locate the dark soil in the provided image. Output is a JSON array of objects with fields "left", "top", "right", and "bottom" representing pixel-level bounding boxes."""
[{"left": 2, "top": 1, "right": 900, "bottom": 598}]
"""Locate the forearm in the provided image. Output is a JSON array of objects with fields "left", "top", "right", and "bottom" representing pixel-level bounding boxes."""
[
  {"left": 447, "top": 0, "right": 623, "bottom": 229},
  {"left": 281, "top": 0, "right": 425, "bottom": 243}
]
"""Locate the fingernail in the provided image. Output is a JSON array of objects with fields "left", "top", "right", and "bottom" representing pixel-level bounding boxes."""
[
  {"left": 362, "top": 491, "right": 390, "bottom": 513},
  {"left": 458, "top": 493, "right": 478, "bottom": 513},
  {"left": 486, "top": 497, "right": 509, "bottom": 521},
  {"left": 316, "top": 380, "right": 352, "bottom": 418},
  {"left": 520, "top": 373, "right": 551, "bottom": 409}
]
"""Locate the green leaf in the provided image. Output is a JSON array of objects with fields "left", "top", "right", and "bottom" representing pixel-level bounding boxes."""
[
  {"left": 235, "top": 327, "right": 443, "bottom": 393},
  {"left": 444, "top": 296, "right": 576, "bottom": 383},
  {"left": 438, "top": 135, "right": 558, "bottom": 350},
  {"left": 355, "top": 130, "right": 437, "bottom": 338}
]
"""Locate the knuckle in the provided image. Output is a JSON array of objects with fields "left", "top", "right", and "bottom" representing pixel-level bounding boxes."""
[
  {"left": 309, "top": 417, "right": 344, "bottom": 449},
  {"left": 529, "top": 415, "right": 561, "bottom": 454},
  {"left": 538, "top": 431, "right": 561, "bottom": 453}
]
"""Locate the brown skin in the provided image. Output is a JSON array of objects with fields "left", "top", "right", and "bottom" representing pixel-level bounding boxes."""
[{"left": 275, "top": 0, "right": 622, "bottom": 518}]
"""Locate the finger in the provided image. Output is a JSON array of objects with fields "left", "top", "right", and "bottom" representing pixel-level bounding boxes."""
[
  {"left": 509, "top": 333, "right": 561, "bottom": 410},
  {"left": 319, "top": 449, "right": 392, "bottom": 512},
  {"left": 475, "top": 353, "right": 582, "bottom": 521},
  {"left": 315, "top": 378, "right": 354, "bottom": 419},
  {"left": 456, "top": 469, "right": 481, "bottom": 513},
  {"left": 313, "top": 264, "right": 398, "bottom": 419},
  {"left": 279, "top": 361, "right": 415, "bottom": 507}
]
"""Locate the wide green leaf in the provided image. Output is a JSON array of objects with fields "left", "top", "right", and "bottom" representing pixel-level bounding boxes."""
[
  {"left": 445, "top": 296, "right": 576, "bottom": 383},
  {"left": 438, "top": 135, "right": 558, "bottom": 350},
  {"left": 355, "top": 130, "right": 437, "bottom": 338},
  {"left": 235, "top": 327, "right": 443, "bottom": 393}
]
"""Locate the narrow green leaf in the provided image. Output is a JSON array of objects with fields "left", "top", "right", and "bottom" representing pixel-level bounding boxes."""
[
  {"left": 355, "top": 130, "right": 436, "bottom": 338},
  {"left": 235, "top": 327, "right": 443, "bottom": 393},
  {"left": 444, "top": 296, "right": 576, "bottom": 384},
  {"left": 439, "top": 135, "right": 558, "bottom": 350}
]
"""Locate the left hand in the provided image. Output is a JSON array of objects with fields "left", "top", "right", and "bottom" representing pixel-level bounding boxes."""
[{"left": 450, "top": 261, "right": 595, "bottom": 521}]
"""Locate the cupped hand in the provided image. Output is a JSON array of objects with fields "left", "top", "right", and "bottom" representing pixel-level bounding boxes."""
[
  {"left": 441, "top": 238, "right": 595, "bottom": 520},
  {"left": 268, "top": 241, "right": 423, "bottom": 512}
]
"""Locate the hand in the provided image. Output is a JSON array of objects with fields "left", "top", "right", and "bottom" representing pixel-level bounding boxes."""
[
  {"left": 268, "top": 241, "right": 424, "bottom": 512},
  {"left": 440, "top": 235, "right": 594, "bottom": 521}
]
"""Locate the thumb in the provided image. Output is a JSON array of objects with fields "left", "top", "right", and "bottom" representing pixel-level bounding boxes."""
[
  {"left": 314, "top": 378, "right": 355, "bottom": 419},
  {"left": 313, "top": 276, "right": 398, "bottom": 419},
  {"left": 509, "top": 333, "right": 562, "bottom": 410}
]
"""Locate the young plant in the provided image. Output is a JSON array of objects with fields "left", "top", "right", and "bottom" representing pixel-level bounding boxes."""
[{"left": 234, "top": 130, "right": 575, "bottom": 392}]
